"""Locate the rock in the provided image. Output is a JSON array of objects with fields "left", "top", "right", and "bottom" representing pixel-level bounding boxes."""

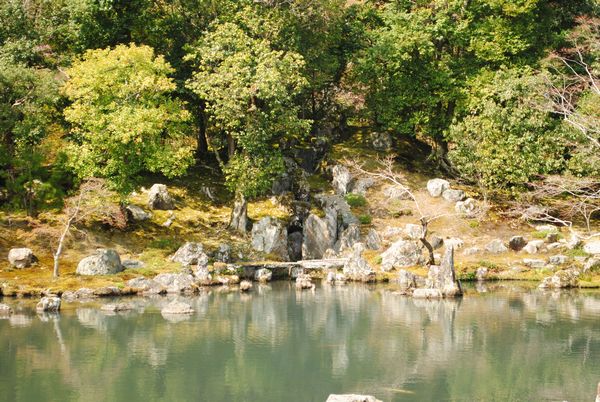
[
  {"left": 36, "top": 296, "right": 61, "bottom": 312},
  {"left": 0, "top": 304, "right": 12, "bottom": 316},
  {"left": 442, "top": 189, "right": 466, "bottom": 202},
  {"left": 251, "top": 217, "right": 289, "bottom": 260},
  {"left": 539, "top": 268, "right": 580, "bottom": 289},
  {"left": 545, "top": 232, "right": 559, "bottom": 243},
  {"left": 213, "top": 243, "right": 232, "bottom": 263},
  {"left": 546, "top": 242, "right": 563, "bottom": 250},
  {"left": 239, "top": 280, "right": 252, "bottom": 292},
  {"left": 352, "top": 178, "right": 375, "bottom": 196},
  {"left": 93, "top": 286, "right": 121, "bottom": 297},
  {"left": 426, "top": 179, "right": 450, "bottom": 197},
  {"left": 332, "top": 165, "right": 353, "bottom": 195},
  {"left": 326, "top": 394, "right": 382, "bottom": 402},
  {"left": 217, "top": 275, "right": 240, "bottom": 285},
  {"left": 396, "top": 269, "right": 419, "bottom": 290},
  {"left": 171, "top": 242, "right": 208, "bottom": 267},
  {"left": 463, "top": 247, "right": 480, "bottom": 256},
  {"left": 381, "top": 240, "right": 424, "bottom": 271},
  {"left": 523, "top": 259, "right": 546, "bottom": 269},
  {"left": 162, "top": 217, "right": 174, "bottom": 227},
  {"left": 383, "top": 185, "right": 411, "bottom": 201},
  {"left": 126, "top": 277, "right": 164, "bottom": 294},
  {"left": 584, "top": 240, "right": 600, "bottom": 255},
  {"left": 161, "top": 301, "right": 194, "bottom": 315},
  {"left": 303, "top": 213, "right": 336, "bottom": 259},
  {"left": 288, "top": 231, "right": 304, "bottom": 262},
  {"left": 383, "top": 226, "right": 404, "bottom": 239},
  {"left": 508, "top": 236, "right": 527, "bottom": 251},
  {"left": 229, "top": 195, "right": 249, "bottom": 233},
  {"left": 412, "top": 288, "right": 443, "bottom": 299},
  {"left": 76, "top": 249, "right": 123, "bottom": 275},
  {"left": 523, "top": 240, "right": 545, "bottom": 254},
  {"left": 584, "top": 257, "right": 600, "bottom": 272},
  {"left": 566, "top": 233, "right": 583, "bottom": 249},
  {"left": 424, "top": 247, "right": 462, "bottom": 297},
  {"left": 476, "top": 267, "right": 488, "bottom": 281},
  {"left": 122, "top": 260, "right": 145, "bottom": 269},
  {"left": 485, "top": 239, "right": 508, "bottom": 254},
  {"left": 365, "top": 229, "right": 382, "bottom": 250},
  {"left": 404, "top": 223, "right": 423, "bottom": 240},
  {"left": 323, "top": 248, "right": 338, "bottom": 259},
  {"left": 337, "top": 223, "right": 361, "bottom": 251},
  {"left": 8, "top": 248, "right": 36, "bottom": 268},
  {"left": 444, "top": 238, "right": 464, "bottom": 250},
  {"left": 194, "top": 265, "right": 212, "bottom": 284},
  {"left": 154, "top": 273, "right": 196, "bottom": 293},
  {"left": 430, "top": 236, "right": 444, "bottom": 250},
  {"left": 147, "top": 184, "right": 174, "bottom": 210},
  {"left": 455, "top": 198, "right": 477, "bottom": 216},
  {"left": 548, "top": 255, "right": 568, "bottom": 265},
  {"left": 295, "top": 273, "right": 315, "bottom": 290},
  {"left": 254, "top": 268, "right": 273, "bottom": 283},
  {"left": 101, "top": 303, "right": 134, "bottom": 312},
  {"left": 343, "top": 243, "right": 375, "bottom": 282},
  {"left": 125, "top": 205, "right": 151, "bottom": 221},
  {"left": 535, "top": 224, "right": 558, "bottom": 233},
  {"left": 371, "top": 131, "right": 393, "bottom": 152}
]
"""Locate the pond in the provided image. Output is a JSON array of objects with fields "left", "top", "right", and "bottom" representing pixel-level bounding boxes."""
[{"left": 1, "top": 282, "right": 600, "bottom": 402}]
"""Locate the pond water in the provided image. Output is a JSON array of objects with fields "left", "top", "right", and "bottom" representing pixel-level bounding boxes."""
[{"left": 1, "top": 282, "right": 600, "bottom": 402}]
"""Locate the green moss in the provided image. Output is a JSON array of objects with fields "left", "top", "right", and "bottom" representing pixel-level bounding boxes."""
[
  {"left": 358, "top": 214, "right": 372, "bottom": 224},
  {"left": 565, "top": 247, "right": 589, "bottom": 258},
  {"left": 345, "top": 193, "right": 367, "bottom": 207}
]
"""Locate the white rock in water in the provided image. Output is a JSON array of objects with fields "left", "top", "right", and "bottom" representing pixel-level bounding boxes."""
[
  {"left": 36, "top": 296, "right": 61, "bottom": 312},
  {"left": 426, "top": 178, "right": 450, "bottom": 197},
  {"left": 326, "top": 394, "right": 382, "bottom": 402},
  {"left": 413, "top": 288, "right": 443, "bottom": 299}
]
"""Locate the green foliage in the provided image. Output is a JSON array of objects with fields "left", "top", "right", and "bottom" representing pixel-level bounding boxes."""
[
  {"left": 447, "top": 68, "right": 565, "bottom": 191},
  {"left": 186, "top": 13, "right": 311, "bottom": 197},
  {"left": 345, "top": 193, "right": 367, "bottom": 207},
  {"left": 63, "top": 44, "right": 194, "bottom": 193},
  {"left": 358, "top": 214, "right": 372, "bottom": 224}
]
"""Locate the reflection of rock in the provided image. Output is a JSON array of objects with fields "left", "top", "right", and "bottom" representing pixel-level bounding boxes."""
[
  {"left": 77, "top": 308, "right": 107, "bottom": 331},
  {"left": 326, "top": 395, "right": 382, "bottom": 402},
  {"left": 9, "top": 314, "right": 32, "bottom": 327},
  {"left": 0, "top": 303, "right": 12, "bottom": 316},
  {"left": 239, "top": 280, "right": 252, "bottom": 292},
  {"left": 295, "top": 273, "right": 315, "bottom": 290},
  {"left": 161, "top": 301, "right": 194, "bottom": 315},
  {"left": 101, "top": 303, "right": 134, "bottom": 312}
]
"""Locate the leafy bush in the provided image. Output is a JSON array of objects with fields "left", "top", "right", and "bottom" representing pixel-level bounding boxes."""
[
  {"left": 358, "top": 214, "right": 372, "bottom": 224},
  {"left": 345, "top": 193, "right": 367, "bottom": 207}
]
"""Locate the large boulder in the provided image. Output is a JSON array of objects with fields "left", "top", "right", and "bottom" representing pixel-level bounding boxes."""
[
  {"left": 171, "top": 242, "right": 208, "bottom": 267},
  {"left": 36, "top": 296, "right": 61, "bottom": 312},
  {"left": 442, "top": 189, "right": 466, "bottom": 202},
  {"left": 523, "top": 240, "right": 545, "bottom": 254},
  {"left": 383, "top": 185, "right": 411, "bottom": 201},
  {"left": 296, "top": 273, "right": 315, "bottom": 290},
  {"left": 337, "top": 223, "right": 361, "bottom": 251},
  {"left": 351, "top": 178, "right": 375, "bottom": 196},
  {"left": 426, "top": 178, "right": 450, "bottom": 197},
  {"left": 539, "top": 269, "right": 580, "bottom": 289},
  {"left": 8, "top": 248, "right": 36, "bottom": 268},
  {"left": 229, "top": 195, "right": 249, "bottom": 233},
  {"left": 303, "top": 213, "right": 336, "bottom": 259},
  {"left": 76, "top": 249, "right": 123, "bottom": 275},
  {"left": 403, "top": 223, "right": 423, "bottom": 240},
  {"left": 251, "top": 217, "right": 289, "bottom": 261},
  {"left": 147, "top": 184, "right": 174, "bottom": 210},
  {"left": 424, "top": 247, "right": 462, "bottom": 297},
  {"left": 365, "top": 229, "right": 382, "bottom": 250},
  {"left": 371, "top": 131, "right": 393, "bottom": 152},
  {"left": 381, "top": 240, "right": 424, "bottom": 271},
  {"left": 508, "top": 236, "right": 527, "bottom": 251},
  {"left": 288, "top": 231, "right": 304, "bottom": 262},
  {"left": 485, "top": 239, "right": 508, "bottom": 254},
  {"left": 213, "top": 243, "right": 232, "bottom": 263},
  {"left": 455, "top": 198, "right": 477, "bottom": 217},
  {"left": 332, "top": 165, "right": 353, "bottom": 195},
  {"left": 584, "top": 240, "right": 600, "bottom": 255},
  {"left": 126, "top": 277, "right": 165, "bottom": 294},
  {"left": 254, "top": 268, "right": 273, "bottom": 283},
  {"left": 326, "top": 395, "right": 382, "bottom": 402},
  {"left": 153, "top": 273, "right": 196, "bottom": 293},
  {"left": 396, "top": 269, "right": 421, "bottom": 290},
  {"left": 343, "top": 243, "right": 375, "bottom": 282}
]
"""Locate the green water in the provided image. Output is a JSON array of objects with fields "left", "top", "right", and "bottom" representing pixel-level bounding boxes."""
[{"left": 1, "top": 282, "right": 600, "bottom": 402}]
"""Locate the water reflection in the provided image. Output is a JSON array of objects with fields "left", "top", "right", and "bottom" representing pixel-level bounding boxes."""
[{"left": 0, "top": 283, "right": 599, "bottom": 402}]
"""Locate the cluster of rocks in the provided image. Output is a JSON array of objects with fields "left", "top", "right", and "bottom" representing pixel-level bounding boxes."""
[{"left": 426, "top": 178, "right": 479, "bottom": 217}]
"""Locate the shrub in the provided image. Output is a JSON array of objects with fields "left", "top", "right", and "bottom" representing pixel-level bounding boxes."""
[
  {"left": 345, "top": 193, "right": 367, "bottom": 207},
  {"left": 358, "top": 214, "right": 372, "bottom": 224}
]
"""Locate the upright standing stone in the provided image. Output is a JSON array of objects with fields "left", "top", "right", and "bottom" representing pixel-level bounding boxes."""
[
  {"left": 229, "top": 194, "right": 249, "bottom": 233},
  {"left": 251, "top": 217, "right": 289, "bottom": 260},
  {"left": 426, "top": 178, "right": 450, "bottom": 197},
  {"left": 148, "top": 184, "right": 174, "bottom": 210}
]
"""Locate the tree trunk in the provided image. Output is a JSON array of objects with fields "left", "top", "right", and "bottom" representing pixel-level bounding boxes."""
[
  {"left": 226, "top": 133, "right": 235, "bottom": 159},
  {"left": 418, "top": 217, "right": 435, "bottom": 265},
  {"left": 228, "top": 193, "right": 249, "bottom": 233},
  {"left": 195, "top": 117, "right": 208, "bottom": 158}
]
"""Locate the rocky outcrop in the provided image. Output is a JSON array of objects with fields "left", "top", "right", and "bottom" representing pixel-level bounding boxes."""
[
  {"left": 332, "top": 165, "right": 353, "bottom": 195},
  {"left": 455, "top": 198, "right": 477, "bottom": 216},
  {"left": 427, "top": 178, "right": 450, "bottom": 197},
  {"left": 485, "top": 239, "right": 508, "bottom": 254},
  {"left": 288, "top": 231, "right": 303, "bottom": 261},
  {"left": 337, "top": 223, "right": 361, "bottom": 251},
  {"left": 171, "top": 242, "right": 208, "bottom": 267},
  {"left": 343, "top": 243, "right": 375, "bottom": 282},
  {"left": 295, "top": 273, "right": 315, "bottom": 290},
  {"left": 326, "top": 395, "right": 382, "bottom": 402},
  {"left": 148, "top": 183, "right": 174, "bottom": 210},
  {"left": 548, "top": 255, "right": 568, "bottom": 265},
  {"left": 254, "top": 268, "right": 273, "bottom": 283},
  {"left": 365, "top": 229, "right": 382, "bottom": 250},
  {"left": 508, "top": 236, "right": 527, "bottom": 251},
  {"left": 371, "top": 131, "right": 393, "bottom": 152},
  {"left": 229, "top": 195, "right": 249, "bottom": 233},
  {"left": 396, "top": 269, "right": 421, "bottom": 290},
  {"left": 8, "top": 248, "right": 36, "bottom": 268},
  {"left": 539, "top": 269, "right": 580, "bottom": 289},
  {"left": 352, "top": 178, "right": 375, "bottom": 196},
  {"left": 76, "top": 249, "right": 123, "bottom": 275},
  {"left": 381, "top": 240, "right": 424, "bottom": 271},
  {"left": 36, "top": 296, "right": 61, "bottom": 312},
  {"left": 403, "top": 223, "right": 423, "bottom": 240},
  {"left": 213, "top": 243, "right": 232, "bottom": 263},
  {"left": 153, "top": 273, "right": 196, "bottom": 293},
  {"left": 251, "top": 217, "right": 289, "bottom": 260},
  {"left": 161, "top": 301, "right": 194, "bottom": 315},
  {"left": 523, "top": 258, "right": 546, "bottom": 269},
  {"left": 303, "top": 213, "right": 336, "bottom": 259},
  {"left": 125, "top": 205, "right": 151, "bottom": 221},
  {"left": 126, "top": 277, "right": 165, "bottom": 295},
  {"left": 423, "top": 247, "right": 462, "bottom": 297}
]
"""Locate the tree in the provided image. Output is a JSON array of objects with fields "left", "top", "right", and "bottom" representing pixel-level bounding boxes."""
[
  {"left": 62, "top": 43, "right": 194, "bottom": 193},
  {"left": 186, "top": 14, "right": 311, "bottom": 199},
  {"left": 53, "top": 178, "right": 123, "bottom": 277},
  {"left": 447, "top": 68, "right": 565, "bottom": 192}
]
